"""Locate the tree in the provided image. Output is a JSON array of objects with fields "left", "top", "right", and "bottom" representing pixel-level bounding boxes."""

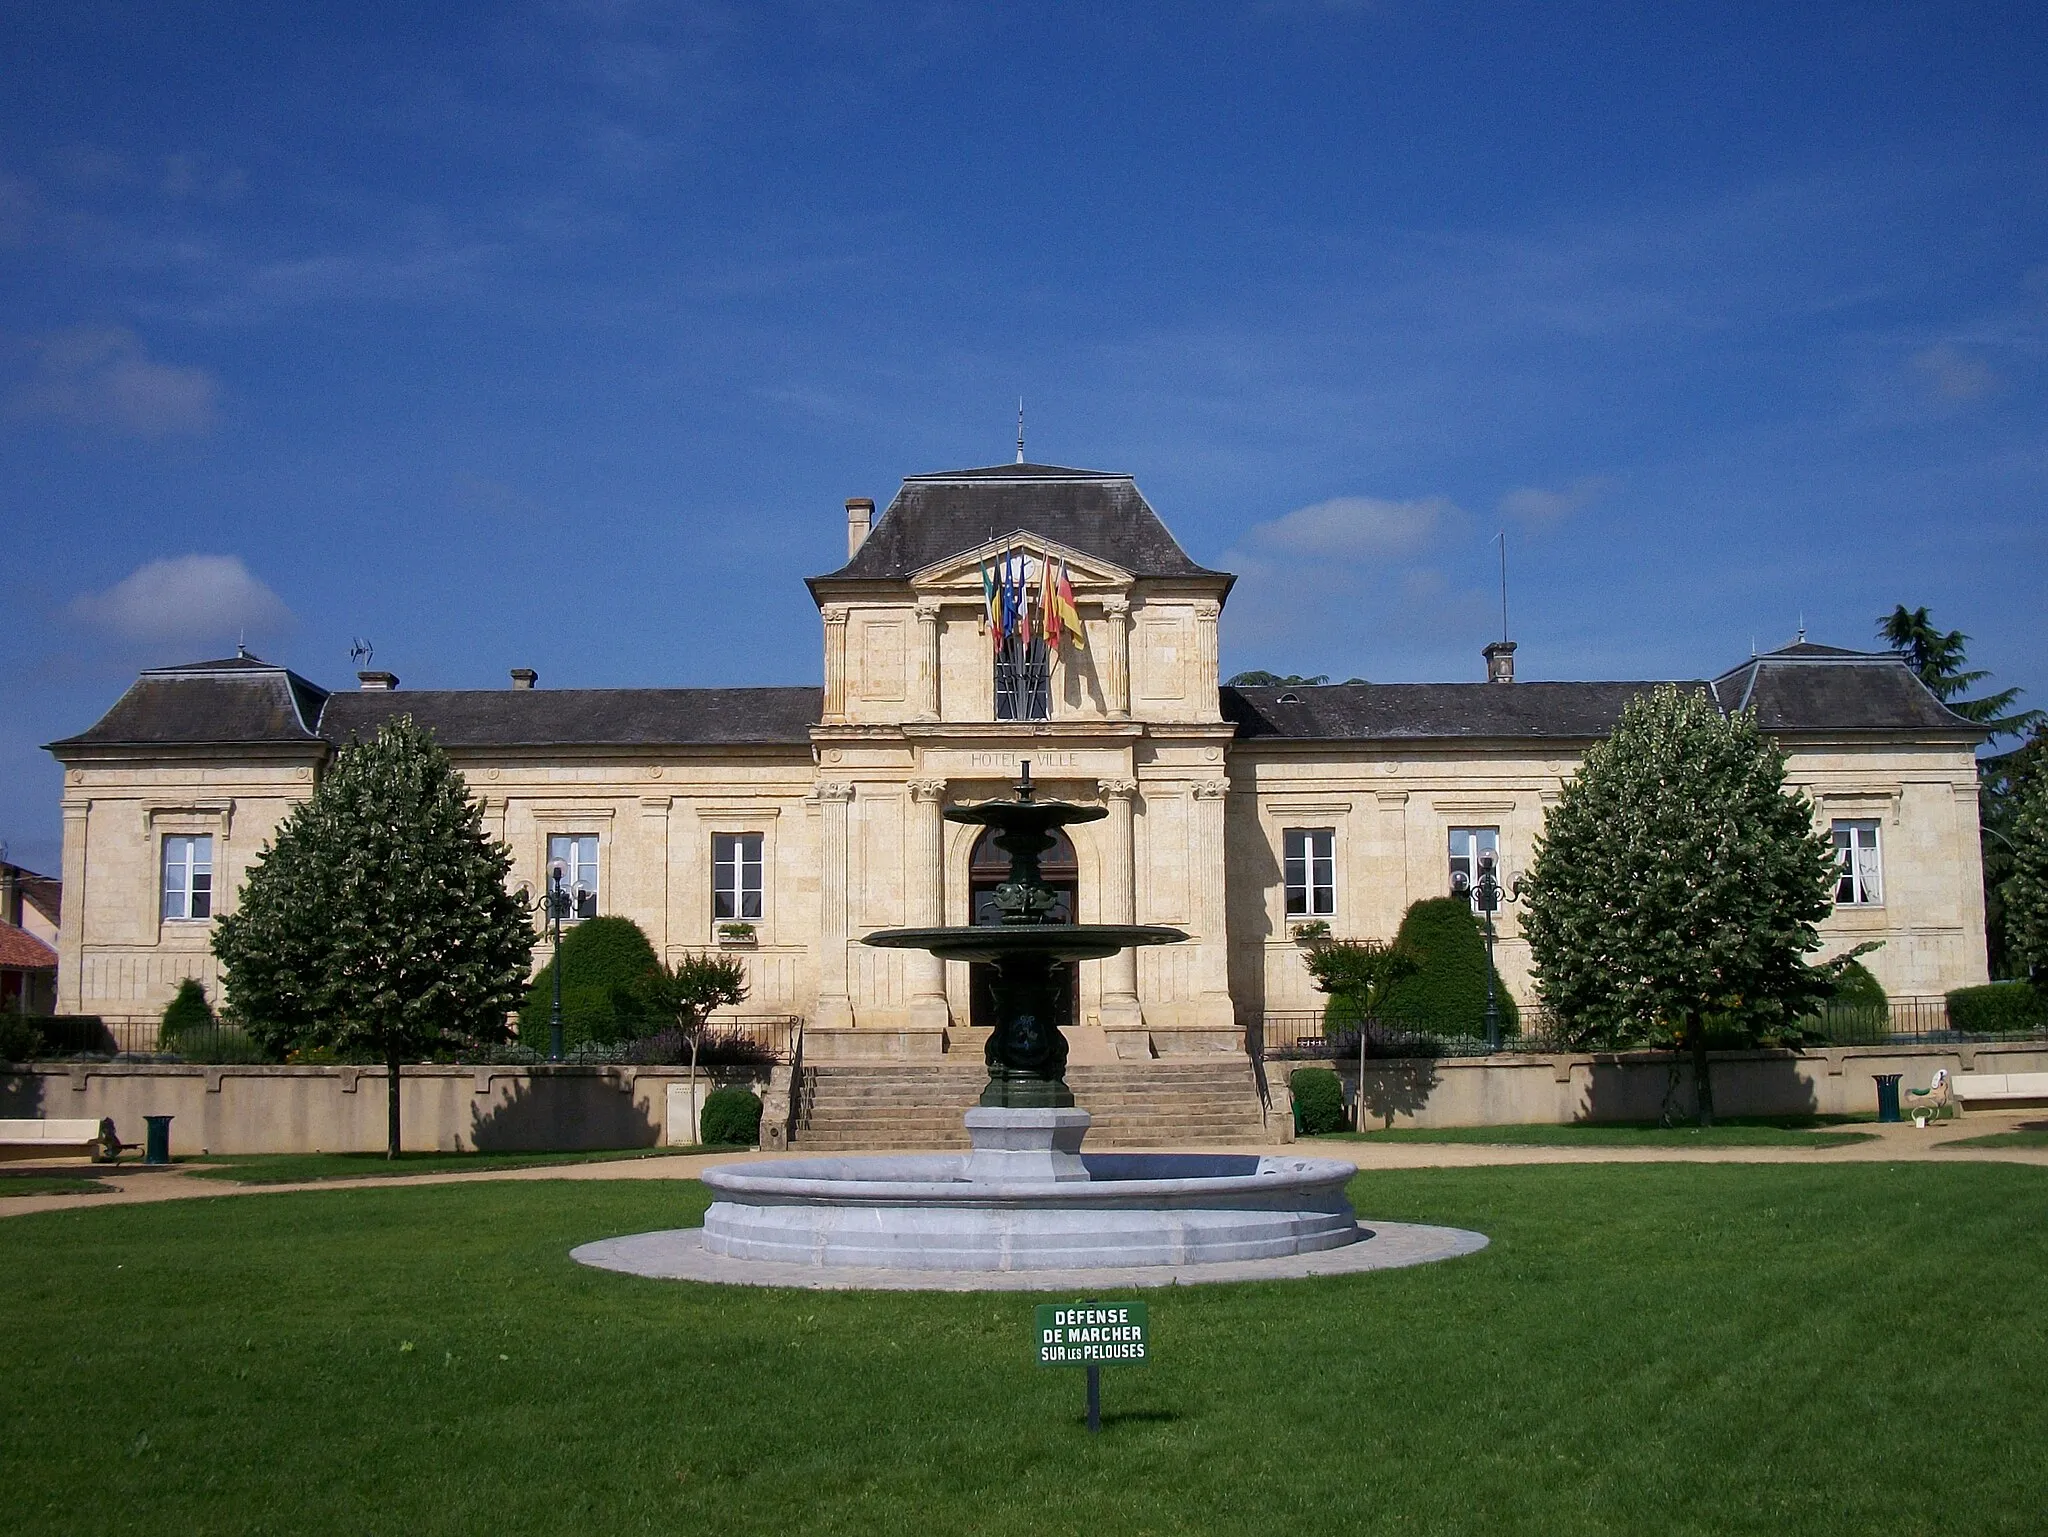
[
  {"left": 1376, "top": 897, "right": 1521, "bottom": 1039},
  {"left": 159, "top": 977, "right": 215, "bottom": 1046},
  {"left": 213, "top": 716, "right": 533, "bottom": 1158},
  {"left": 1879, "top": 605, "right": 2042, "bottom": 743},
  {"left": 1226, "top": 670, "right": 1368, "bottom": 687},
  {"left": 2002, "top": 764, "right": 2048, "bottom": 993},
  {"left": 1303, "top": 938, "right": 1418, "bottom": 1041},
  {"left": 1520, "top": 685, "right": 1836, "bottom": 1126},
  {"left": 639, "top": 953, "right": 750, "bottom": 1142},
  {"left": 1981, "top": 725, "right": 2048, "bottom": 978},
  {"left": 519, "top": 916, "right": 661, "bottom": 1047}
]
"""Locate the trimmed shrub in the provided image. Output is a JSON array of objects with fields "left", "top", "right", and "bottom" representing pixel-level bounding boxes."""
[
  {"left": 171, "top": 1027, "right": 273, "bottom": 1064},
  {"left": 1374, "top": 898, "right": 1521, "bottom": 1037},
  {"left": 1289, "top": 1068, "right": 1346, "bottom": 1135},
  {"left": 0, "top": 1012, "right": 42, "bottom": 1063},
  {"left": 1829, "top": 959, "right": 1888, "bottom": 1010},
  {"left": 520, "top": 917, "right": 661, "bottom": 1047},
  {"left": 1947, "top": 981, "right": 2048, "bottom": 1034},
  {"left": 699, "top": 1086, "right": 763, "bottom": 1147},
  {"left": 159, "top": 978, "right": 215, "bottom": 1045}
]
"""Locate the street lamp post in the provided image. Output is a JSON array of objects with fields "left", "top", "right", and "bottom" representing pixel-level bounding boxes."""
[
  {"left": 1467, "top": 852, "right": 1520, "bottom": 1055},
  {"left": 543, "top": 862, "right": 570, "bottom": 1063}
]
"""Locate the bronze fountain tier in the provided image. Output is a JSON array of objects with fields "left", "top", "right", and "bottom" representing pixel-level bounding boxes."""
[{"left": 863, "top": 764, "right": 1186, "bottom": 1109}]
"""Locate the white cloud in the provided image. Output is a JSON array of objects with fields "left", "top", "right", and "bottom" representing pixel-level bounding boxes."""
[
  {"left": 1911, "top": 343, "right": 1996, "bottom": 402},
  {"left": 69, "top": 556, "right": 293, "bottom": 646},
  {"left": 1243, "top": 494, "right": 1457, "bottom": 561},
  {"left": 1497, "top": 475, "right": 1614, "bottom": 529},
  {"left": 8, "top": 326, "right": 220, "bottom": 437}
]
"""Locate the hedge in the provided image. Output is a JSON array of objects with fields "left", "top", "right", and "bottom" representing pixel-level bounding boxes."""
[
  {"left": 1946, "top": 981, "right": 2048, "bottom": 1034},
  {"left": 1289, "top": 1068, "right": 1346, "bottom": 1135},
  {"left": 520, "top": 917, "right": 661, "bottom": 1047},
  {"left": 1372, "top": 898, "right": 1521, "bottom": 1037},
  {"left": 700, "top": 1086, "right": 763, "bottom": 1147}
]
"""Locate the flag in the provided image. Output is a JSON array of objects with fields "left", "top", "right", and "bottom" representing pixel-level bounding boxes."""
[
  {"left": 1042, "top": 546, "right": 1061, "bottom": 651},
  {"left": 981, "top": 558, "right": 999, "bottom": 650},
  {"left": 1017, "top": 550, "right": 1034, "bottom": 648},
  {"left": 1054, "top": 557, "right": 1085, "bottom": 652}
]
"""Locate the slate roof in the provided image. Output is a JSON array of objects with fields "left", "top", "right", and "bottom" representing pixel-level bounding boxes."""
[
  {"left": 0, "top": 920, "right": 57, "bottom": 971},
  {"left": 810, "top": 464, "right": 1227, "bottom": 589},
  {"left": 47, "top": 656, "right": 328, "bottom": 751},
  {"left": 319, "top": 687, "right": 823, "bottom": 749},
  {"left": 1223, "top": 644, "right": 1980, "bottom": 743}
]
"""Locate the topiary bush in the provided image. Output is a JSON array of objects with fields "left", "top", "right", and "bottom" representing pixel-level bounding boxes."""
[
  {"left": 0, "top": 1012, "right": 42, "bottom": 1063},
  {"left": 1373, "top": 898, "right": 1521, "bottom": 1037},
  {"left": 1947, "top": 981, "right": 2048, "bottom": 1034},
  {"left": 520, "top": 916, "right": 661, "bottom": 1048},
  {"left": 1828, "top": 959, "right": 1888, "bottom": 1010},
  {"left": 699, "top": 1085, "right": 763, "bottom": 1147},
  {"left": 159, "top": 978, "right": 215, "bottom": 1045},
  {"left": 1289, "top": 1067, "right": 1346, "bottom": 1135}
]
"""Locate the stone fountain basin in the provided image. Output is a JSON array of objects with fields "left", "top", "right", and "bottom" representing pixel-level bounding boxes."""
[
  {"left": 862, "top": 923, "right": 1187, "bottom": 964},
  {"left": 700, "top": 1153, "right": 1361, "bottom": 1271}
]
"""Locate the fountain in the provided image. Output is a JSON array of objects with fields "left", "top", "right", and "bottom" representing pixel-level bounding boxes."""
[{"left": 573, "top": 766, "right": 1487, "bottom": 1287}]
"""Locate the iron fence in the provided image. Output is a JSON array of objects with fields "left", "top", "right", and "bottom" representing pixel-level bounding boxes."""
[{"left": 1247, "top": 999, "right": 2045, "bottom": 1063}]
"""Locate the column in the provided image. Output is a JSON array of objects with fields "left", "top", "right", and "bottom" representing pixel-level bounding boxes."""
[
  {"left": 1096, "top": 778, "right": 1142, "bottom": 1033},
  {"left": 821, "top": 605, "right": 850, "bottom": 723},
  {"left": 57, "top": 797, "right": 90, "bottom": 1015},
  {"left": 1191, "top": 779, "right": 1235, "bottom": 1028},
  {"left": 638, "top": 796, "right": 671, "bottom": 955},
  {"left": 1193, "top": 599, "right": 1222, "bottom": 721},
  {"left": 913, "top": 600, "right": 942, "bottom": 722},
  {"left": 1102, "top": 594, "right": 1132, "bottom": 719},
  {"left": 906, "top": 778, "right": 951, "bottom": 1029},
  {"left": 812, "top": 781, "right": 855, "bottom": 1027}
]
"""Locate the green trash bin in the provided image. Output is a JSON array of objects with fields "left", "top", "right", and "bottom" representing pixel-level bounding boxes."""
[
  {"left": 1873, "top": 1075, "right": 1902, "bottom": 1124},
  {"left": 143, "top": 1115, "right": 174, "bottom": 1165}
]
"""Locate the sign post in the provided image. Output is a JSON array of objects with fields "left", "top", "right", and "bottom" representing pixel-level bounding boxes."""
[{"left": 1035, "top": 1301, "right": 1149, "bottom": 1434}]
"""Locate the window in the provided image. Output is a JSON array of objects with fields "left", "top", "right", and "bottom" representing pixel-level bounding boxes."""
[
  {"left": 995, "top": 638, "right": 1052, "bottom": 721},
  {"left": 1833, "top": 820, "right": 1882, "bottom": 906},
  {"left": 161, "top": 834, "right": 214, "bottom": 921},
  {"left": 713, "top": 833, "right": 764, "bottom": 922},
  {"left": 1448, "top": 827, "right": 1499, "bottom": 903},
  {"left": 1283, "top": 828, "right": 1335, "bottom": 917},
  {"left": 547, "top": 834, "right": 600, "bottom": 919}
]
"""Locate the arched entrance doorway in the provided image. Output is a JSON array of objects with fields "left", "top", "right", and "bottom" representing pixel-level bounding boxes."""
[{"left": 968, "top": 823, "right": 1078, "bottom": 1031}]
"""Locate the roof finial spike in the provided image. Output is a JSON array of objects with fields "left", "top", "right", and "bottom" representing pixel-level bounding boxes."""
[
  {"left": 237, "top": 628, "right": 248, "bottom": 659},
  {"left": 1016, "top": 396, "right": 1025, "bottom": 465},
  {"left": 1797, "top": 612, "right": 1806, "bottom": 645}
]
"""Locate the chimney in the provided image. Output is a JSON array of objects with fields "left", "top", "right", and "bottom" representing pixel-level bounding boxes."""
[
  {"left": 357, "top": 670, "right": 400, "bottom": 691},
  {"left": 846, "top": 497, "right": 874, "bottom": 558},
  {"left": 1482, "top": 641, "right": 1516, "bottom": 684},
  {"left": 510, "top": 668, "right": 538, "bottom": 690}
]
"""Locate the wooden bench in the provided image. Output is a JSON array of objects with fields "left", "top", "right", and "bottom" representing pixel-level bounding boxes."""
[
  {"left": 0, "top": 1118, "right": 118, "bottom": 1163},
  {"left": 1950, "top": 1073, "right": 2048, "bottom": 1113}
]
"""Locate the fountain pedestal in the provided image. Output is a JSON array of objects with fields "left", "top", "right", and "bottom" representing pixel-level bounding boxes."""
[{"left": 962, "top": 1107, "right": 1091, "bottom": 1182}]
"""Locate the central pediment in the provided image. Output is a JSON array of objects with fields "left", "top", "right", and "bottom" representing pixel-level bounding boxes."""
[{"left": 911, "top": 534, "right": 1133, "bottom": 596}]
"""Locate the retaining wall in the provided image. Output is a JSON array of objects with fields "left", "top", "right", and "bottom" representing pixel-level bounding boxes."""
[
  {"left": 1301, "top": 1042, "right": 2048, "bottom": 1131},
  {"left": 0, "top": 1063, "right": 770, "bottom": 1156}
]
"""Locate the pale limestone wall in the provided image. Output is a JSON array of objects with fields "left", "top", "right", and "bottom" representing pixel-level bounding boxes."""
[{"left": 1226, "top": 736, "right": 1990, "bottom": 1024}]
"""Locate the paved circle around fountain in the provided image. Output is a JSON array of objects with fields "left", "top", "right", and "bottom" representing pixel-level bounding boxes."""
[{"left": 570, "top": 1220, "right": 1488, "bottom": 1291}]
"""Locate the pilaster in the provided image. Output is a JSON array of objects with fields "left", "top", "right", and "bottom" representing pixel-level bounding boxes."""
[
  {"left": 1102, "top": 595, "right": 1132, "bottom": 719},
  {"left": 1096, "top": 778, "right": 1142, "bottom": 1032},
  {"left": 57, "top": 797, "right": 89, "bottom": 1015},
  {"left": 913, "top": 601, "right": 942, "bottom": 722},
  {"left": 905, "top": 777, "right": 951, "bottom": 1029},
  {"left": 1191, "top": 778, "right": 1235, "bottom": 1027},
  {"left": 821, "top": 605, "right": 850, "bottom": 724},
  {"left": 813, "top": 781, "right": 856, "bottom": 1027},
  {"left": 1192, "top": 599, "right": 1223, "bottom": 723}
]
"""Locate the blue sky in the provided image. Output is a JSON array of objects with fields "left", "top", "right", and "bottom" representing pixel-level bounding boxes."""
[{"left": 4, "top": 1, "right": 2044, "bottom": 873}]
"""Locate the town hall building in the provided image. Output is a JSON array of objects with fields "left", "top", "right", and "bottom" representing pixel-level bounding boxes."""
[{"left": 48, "top": 463, "right": 1990, "bottom": 1064}]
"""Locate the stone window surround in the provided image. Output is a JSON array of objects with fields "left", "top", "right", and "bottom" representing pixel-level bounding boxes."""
[
  {"left": 525, "top": 805, "right": 613, "bottom": 932},
  {"left": 696, "top": 806, "right": 780, "bottom": 945},
  {"left": 143, "top": 800, "right": 233, "bottom": 936}
]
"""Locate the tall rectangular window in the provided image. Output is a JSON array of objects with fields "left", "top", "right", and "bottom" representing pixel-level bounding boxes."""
[
  {"left": 1448, "top": 826, "right": 1499, "bottom": 903},
  {"left": 547, "top": 834, "right": 600, "bottom": 919},
  {"left": 1283, "top": 828, "right": 1336, "bottom": 917},
  {"left": 1833, "top": 820, "right": 1882, "bottom": 905},
  {"left": 994, "top": 639, "right": 1052, "bottom": 721},
  {"left": 161, "top": 834, "right": 213, "bottom": 921},
  {"left": 713, "top": 832, "right": 764, "bottom": 922}
]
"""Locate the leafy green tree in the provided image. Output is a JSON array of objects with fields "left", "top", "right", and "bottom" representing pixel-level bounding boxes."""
[
  {"left": 1226, "top": 670, "right": 1368, "bottom": 686},
  {"left": 213, "top": 716, "right": 533, "bottom": 1158},
  {"left": 2002, "top": 764, "right": 2048, "bottom": 993},
  {"left": 520, "top": 916, "right": 661, "bottom": 1047},
  {"left": 640, "top": 952, "right": 750, "bottom": 1138},
  {"left": 1520, "top": 685, "right": 1836, "bottom": 1126},
  {"left": 1879, "top": 605, "right": 2042, "bottom": 742},
  {"left": 159, "top": 977, "right": 215, "bottom": 1045},
  {"left": 1981, "top": 726, "right": 2047, "bottom": 978},
  {"left": 1377, "top": 897, "right": 1521, "bottom": 1038},
  {"left": 1303, "top": 938, "right": 1418, "bottom": 1041}
]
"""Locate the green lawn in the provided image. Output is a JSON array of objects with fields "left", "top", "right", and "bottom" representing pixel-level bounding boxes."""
[
  {"left": 184, "top": 1144, "right": 737, "bottom": 1184},
  {"left": 3, "top": 1164, "right": 2044, "bottom": 1536},
  {"left": 1937, "top": 1128, "right": 2048, "bottom": 1150},
  {"left": 0, "top": 1174, "right": 111, "bottom": 1198},
  {"left": 1314, "top": 1117, "right": 1878, "bottom": 1148}
]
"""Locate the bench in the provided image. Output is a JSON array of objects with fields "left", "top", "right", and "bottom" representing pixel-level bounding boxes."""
[
  {"left": 0, "top": 1118, "right": 118, "bottom": 1163},
  {"left": 1949, "top": 1073, "right": 2048, "bottom": 1113}
]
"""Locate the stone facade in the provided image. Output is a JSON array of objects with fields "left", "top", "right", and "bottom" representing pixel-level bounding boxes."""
[{"left": 47, "top": 464, "right": 1988, "bottom": 1044}]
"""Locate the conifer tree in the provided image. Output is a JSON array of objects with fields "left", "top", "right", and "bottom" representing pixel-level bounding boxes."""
[
  {"left": 1520, "top": 685, "right": 1836, "bottom": 1125},
  {"left": 213, "top": 716, "right": 533, "bottom": 1157},
  {"left": 2002, "top": 767, "right": 2048, "bottom": 992}
]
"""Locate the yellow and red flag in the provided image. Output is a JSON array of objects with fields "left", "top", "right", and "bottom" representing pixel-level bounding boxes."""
[{"left": 1054, "top": 557, "right": 1085, "bottom": 652}]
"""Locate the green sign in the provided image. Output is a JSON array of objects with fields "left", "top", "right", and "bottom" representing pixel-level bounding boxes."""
[{"left": 1036, "top": 1302, "right": 1150, "bottom": 1367}]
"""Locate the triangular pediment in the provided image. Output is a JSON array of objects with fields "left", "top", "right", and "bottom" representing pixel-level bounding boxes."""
[{"left": 911, "top": 533, "right": 1132, "bottom": 595}]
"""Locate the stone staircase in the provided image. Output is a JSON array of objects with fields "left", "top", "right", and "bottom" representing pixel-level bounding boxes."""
[{"left": 793, "top": 1059, "right": 1270, "bottom": 1151}]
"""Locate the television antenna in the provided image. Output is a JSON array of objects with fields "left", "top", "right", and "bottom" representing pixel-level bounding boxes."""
[
  {"left": 1016, "top": 397, "right": 1025, "bottom": 464},
  {"left": 350, "top": 638, "right": 375, "bottom": 668}
]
